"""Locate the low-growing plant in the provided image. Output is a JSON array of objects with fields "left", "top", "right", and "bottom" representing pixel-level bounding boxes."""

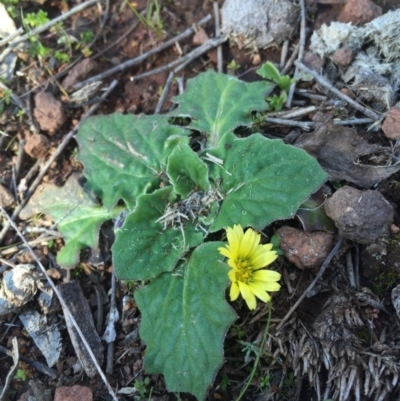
[
  {"left": 34, "top": 66, "right": 327, "bottom": 399},
  {"left": 256, "top": 61, "right": 300, "bottom": 111}
]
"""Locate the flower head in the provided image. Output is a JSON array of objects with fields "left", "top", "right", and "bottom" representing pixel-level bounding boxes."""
[{"left": 218, "top": 224, "right": 281, "bottom": 310}]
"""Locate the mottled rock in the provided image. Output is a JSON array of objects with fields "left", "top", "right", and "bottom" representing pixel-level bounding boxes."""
[
  {"left": 192, "top": 27, "right": 209, "bottom": 45},
  {"left": 338, "top": 0, "right": 382, "bottom": 26},
  {"left": 277, "top": 226, "right": 334, "bottom": 270},
  {"left": 0, "top": 183, "right": 14, "bottom": 208},
  {"left": 324, "top": 186, "right": 393, "bottom": 244},
  {"left": 222, "top": 0, "right": 300, "bottom": 49},
  {"left": 332, "top": 47, "right": 355, "bottom": 67},
  {"left": 24, "top": 133, "right": 50, "bottom": 158},
  {"left": 62, "top": 58, "right": 97, "bottom": 91},
  {"left": 382, "top": 107, "right": 400, "bottom": 140},
  {"left": 33, "top": 92, "right": 66, "bottom": 134},
  {"left": 54, "top": 385, "right": 93, "bottom": 401},
  {"left": 303, "top": 51, "right": 325, "bottom": 71}
]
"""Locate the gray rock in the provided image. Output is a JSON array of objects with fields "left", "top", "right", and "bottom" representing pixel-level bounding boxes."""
[{"left": 324, "top": 186, "right": 393, "bottom": 244}]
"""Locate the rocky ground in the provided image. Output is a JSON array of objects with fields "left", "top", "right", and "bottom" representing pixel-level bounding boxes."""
[{"left": 1, "top": 0, "right": 400, "bottom": 400}]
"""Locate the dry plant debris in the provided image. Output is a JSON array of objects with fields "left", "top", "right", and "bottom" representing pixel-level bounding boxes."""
[{"left": 0, "top": 1, "right": 400, "bottom": 401}]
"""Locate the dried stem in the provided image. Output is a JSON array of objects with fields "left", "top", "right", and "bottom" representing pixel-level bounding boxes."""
[
  {"left": 74, "top": 14, "right": 212, "bottom": 89},
  {"left": 295, "top": 61, "right": 381, "bottom": 120},
  {"left": 213, "top": 1, "right": 223, "bottom": 73}
]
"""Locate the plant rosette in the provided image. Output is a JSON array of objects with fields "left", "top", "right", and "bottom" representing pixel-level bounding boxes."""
[{"left": 41, "top": 68, "right": 327, "bottom": 400}]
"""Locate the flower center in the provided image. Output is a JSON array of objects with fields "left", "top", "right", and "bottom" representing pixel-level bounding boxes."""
[{"left": 234, "top": 258, "right": 253, "bottom": 283}]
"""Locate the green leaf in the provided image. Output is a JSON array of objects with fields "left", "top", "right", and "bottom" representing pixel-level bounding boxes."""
[
  {"left": 296, "top": 190, "right": 336, "bottom": 233},
  {"left": 206, "top": 133, "right": 328, "bottom": 231},
  {"left": 256, "top": 62, "right": 281, "bottom": 84},
  {"left": 19, "top": 174, "right": 124, "bottom": 269},
  {"left": 135, "top": 242, "right": 237, "bottom": 400},
  {"left": 113, "top": 187, "right": 204, "bottom": 280},
  {"left": 172, "top": 70, "right": 273, "bottom": 148},
  {"left": 76, "top": 113, "right": 190, "bottom": 210},
  {"left": 167, "top": 143, "right": 210, "bottom": 197}
]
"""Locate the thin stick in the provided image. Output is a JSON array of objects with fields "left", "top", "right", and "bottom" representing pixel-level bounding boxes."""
[
  {"left": 154, "top": 71, "right": 175, "bottom": 114},
  {"left": 0, "top": 80, "right": 118, "bottom": 243},
  {"left": 266, "top": 105, "right": 317, "bottom": 119},
  {"left": 0, "top": 236, "right": 60, "bottom": 256},
  {"left": 105, "top": 269, "right": 117, "bottom": 374},
  {"left": 286, "top": 0, "right": 306, "bottom": 108},
  {"left": 15, "top": 139, "right": 25, "bottom": 184},
  {"left": 130, "top": 36, "right": 225, "bottom": 81},
  {"left": 213, "top": 1, "right": 223, "bottom": 73},
  {"left": 0, "top": 208, "right": 119, "bottom": 401},
  {"left": 346, "top": 251, "right": 356, "bottom": 288},
  {"left": 174, "top": 36, "right": 226, "bottom": 73},
  {"left": 264, "top": 117, "right": 314, "bottom": 131},
  {"left": 74, "top": 14, "right": 212, "bottom": 90},
  {"left": 280, "top": 40, "right": 290, "bottom": 68},
  {"left": 0, "top": 27, "right": 23, "bottom": 47},
  {"left": 295, "top": 61, "right": 381, "bottom": 120},
  {"left": 276, "top": 238, "right": 343, "bottom": 331},
  {"left": 295, "top": 89, "right": 327, "bottom": 101},
  {"left": 281, "top": 43, "right": 300, "bottom": 75}
]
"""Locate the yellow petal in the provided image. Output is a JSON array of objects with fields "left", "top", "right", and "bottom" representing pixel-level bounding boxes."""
[
  {"left": 252, "top": 250, "right": 278, "bottom": 269},
  {"left": 253, "top": 270, "right": 281, "bottom": 282},
  {"left": 218, "top": 247, "right": 232, "bottom": 259},
  {"left": 248, "top": 283, "right": 272, "bottom": 303},
  {"left": 226, "top": 225, "right": 243, "bottom": 260},
  {"left": 238, "top": 281, "right": 257, "bottom": 310},
  {"left": 253, "top": 280, "right": 281, "bottom": 292},
  {"left": 230, "top": 282, "right": 240, "bottom": 301},
  {"left": 228, "top": 269, "right": 237, "bottom": 282},
  {"left": 239, "top": 228, "right": 260, "bottom": 258}
]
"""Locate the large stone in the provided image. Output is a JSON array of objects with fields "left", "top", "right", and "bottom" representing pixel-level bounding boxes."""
[
  {"left": 325, "top": 186, "right": 393, "bottom": 244},
  {"left": 33, "top": 92, "right": 66, "bottom": 135},
  {"left": 54, "top": 385, "right": 93, "bottom": 401},
  {"left": 382, "top": 107, "right": 400, "bottom": 140}
]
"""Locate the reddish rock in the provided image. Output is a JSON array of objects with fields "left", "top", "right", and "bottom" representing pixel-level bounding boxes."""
[
  {"left": 303, "top": 51, "right": 325, "bottom": 71},
  {"left": 62, "top": 58, "right": 97, "bottom": 91},
  {"left": 192, "top": 27, "right": 209, "bottom": 45},
  {"left": 277, "top": 226, "right": 334, "bottom": 271},
  {"left": 33, "top": 92, "right": 66, "bottom": 134},
  {"left": 332, "top": 47, "right": 355, "bottom": 67},
  {"left": 0, "top": 183, "right": 14, "bottom": 209},
  {"left": 337, "top": 0, "right": 382, "bottom": 25},
  {"left": 24, "top": 133, "right": 50, "bottom": 158},
  {"left": 325, "top": 186, "right": 393, "bottom": 244},
  {"left": 54, "top": 385, "right": 93, "bottom": 401},
  {"left": 382, "top": 107, "right": 400, "bottom": 140}
]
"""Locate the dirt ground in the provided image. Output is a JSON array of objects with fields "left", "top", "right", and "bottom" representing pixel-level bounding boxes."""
[{"left": 1, "top": 0, "right": 400, "bottom": 400}]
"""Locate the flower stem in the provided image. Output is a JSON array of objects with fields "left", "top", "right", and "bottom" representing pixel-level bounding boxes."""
[{"left": 235, "top": 302, "right": 272, "bottom": 401}]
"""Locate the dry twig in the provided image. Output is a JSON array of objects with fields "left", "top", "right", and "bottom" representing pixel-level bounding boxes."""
[{"left": 74, "top": 14, "right": 212, "bottom": 89}]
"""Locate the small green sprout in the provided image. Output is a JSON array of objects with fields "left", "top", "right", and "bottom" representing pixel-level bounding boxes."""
[
  {"left": 25, "top": 10, "right": 50, "bottom": 28},
  {"left": 54, "top": 51, "right": 70, "bottom": 64},
  {"left": 80, "top": 30, "right": 94, "bottom": 44},
  {"left": 14, "top": 368, "right": 27, "bottom": 381}
]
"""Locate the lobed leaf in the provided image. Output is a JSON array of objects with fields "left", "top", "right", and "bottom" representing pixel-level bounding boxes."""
[
  {"left": 167, "top": 143, "right": 210, "bottom": 197},
  {"left": 76, "top": 113, "right": 190, "bottom": 210},
  {"left": 20, "top": 174, "right": 124, "bottom": 269},
  {"left": 135, "top": 242, "right": 237, "bottom": 400},
  {"left": 112, "top": 187, "right": 204, "bottom": 280},
  {"left": 172, "top": 70, "right": 273, "bottom": 148},
  {"left": 206, "top": 133, "right": 328, "bottom": 231}
]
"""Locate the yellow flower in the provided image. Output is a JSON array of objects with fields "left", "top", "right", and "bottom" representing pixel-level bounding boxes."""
[{"left": 218, "top": 224, "right": 281, "bottom": 310}]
